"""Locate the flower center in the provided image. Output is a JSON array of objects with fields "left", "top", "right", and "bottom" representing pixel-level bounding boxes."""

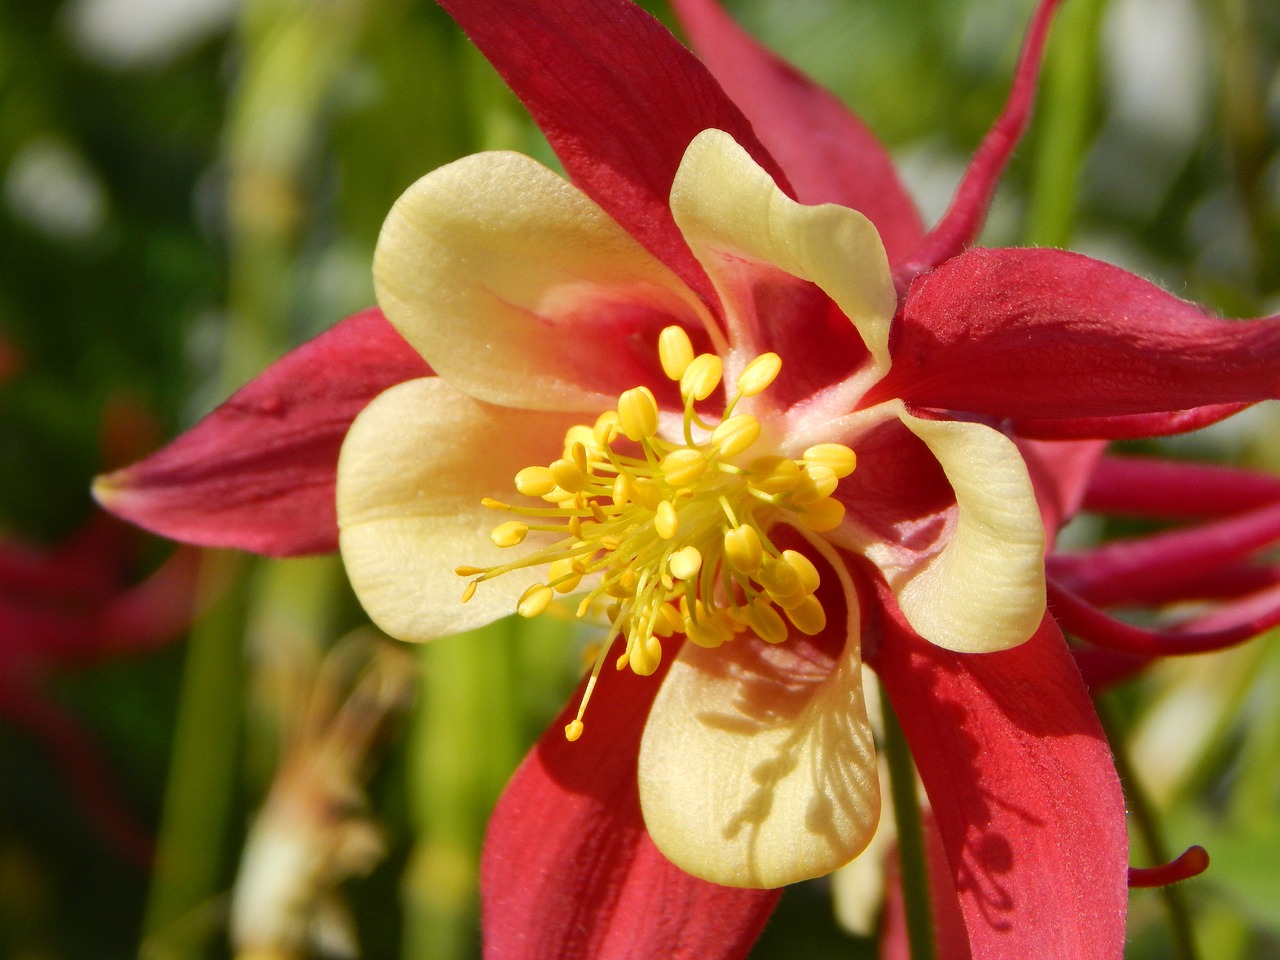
[{"left": 456, "top": 326, "right": 855, "bottom": 740}]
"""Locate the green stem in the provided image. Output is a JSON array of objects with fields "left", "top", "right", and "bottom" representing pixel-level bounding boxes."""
[
  {"left": 881, "top": 680, "right": 936, "bottom": 960},
  {"left": 1095, "top": 696, "right": 1201, "bottom": 960},
  {"left": 140, "top": 552, "right": 248, "bottom": 960}
]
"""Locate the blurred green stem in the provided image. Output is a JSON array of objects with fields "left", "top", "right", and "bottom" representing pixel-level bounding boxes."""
[
  {"left": 1023, "top": 0, "right": 1105, "bottom": 249},
  {"left": 881, "top": 681, "right": 936, "bottom": 960},
  {"left": 1096, "top": 696, "right": 1201, "bottom": 960},
  {"left": 140, "top": 1, "right": 371, "bottom": 955}
]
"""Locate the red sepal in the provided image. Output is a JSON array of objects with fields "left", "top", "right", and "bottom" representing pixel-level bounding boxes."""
[
  {"left": 94, "top": 309, "right": 428, "bottom": 557},
  {"left": 897, "top": 0, "right": 1064, "bottom": 281},
  {"left": 670, "top": 0, "right": 923, "bottom": 267},
  {"left": 434, "top": 0, "right": 788, "bottom": 308},
  {"left": 878, "top": 248, "right": 1280, "bottom": 426},
  {"left": 870, "top": 607, "right": 1128, "bottom": 960},
  {"left": 480, "top": 659, "right": 780, "bottom": 960}
]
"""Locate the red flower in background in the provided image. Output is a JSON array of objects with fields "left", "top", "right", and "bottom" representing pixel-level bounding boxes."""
[
  {"left": 1, "top": 387, "right": 204, "bottom": 864},
  {"left": 93, "top": 0, "right": 1280, "bottom": 956}
]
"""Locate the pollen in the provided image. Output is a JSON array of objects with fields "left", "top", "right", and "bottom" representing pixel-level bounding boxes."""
[{"left": 458, "top": 326, "right": 856, "bottom": 741}]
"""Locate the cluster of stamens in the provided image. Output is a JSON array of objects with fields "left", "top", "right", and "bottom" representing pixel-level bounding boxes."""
[{"left": 456, "top": 325, "right": 856, "bottom": 741}]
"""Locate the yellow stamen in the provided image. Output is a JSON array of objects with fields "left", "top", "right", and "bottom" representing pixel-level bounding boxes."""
[
  {"left": 737, "top": 352, "right": 782, "bottom": 396},
  {"left": 658, "top": 325, "right": 695, "bottom": 380},
  {"left": 458, "top": 332, "right": 858, "bottom": 742}
]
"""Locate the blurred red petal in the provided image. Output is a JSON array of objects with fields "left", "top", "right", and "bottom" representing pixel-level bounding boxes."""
[
  {"left": 670, "top": 0, "right": 923, "bottom": 267},
  {"left": 1083, "top": 456, "right": 1280, "bottom": 519},
  {"left": 870, "top": 607, "right": 1127, "bottom": 959},
  {"left": 481, "top": 658, "right": 779, "bottom": 960},
  {"left": 435, "top": 0, "right": 787, "bottom": 308},
  {"left": 94, "top": 308, "right": 428, "bottom": 557},
  {"left": 879, "top": 249, "right": 1280, "bottom": 422},
  {"left": 1051, "top": 500, "right": 1280, "bottom": 606},
  {"left": 0, "top": 679, "right": 153, "bottom": 866}
]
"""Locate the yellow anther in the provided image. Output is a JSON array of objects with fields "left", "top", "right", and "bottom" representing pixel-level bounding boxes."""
[
  {"left": 792, "top": 463, "right": 839, "bottom": 505},
  {"left": 628, "top": 633, "right": 663, "bottom": 676},
  {"left": 550, "top": 457, "right": 590, "bottom": 493},
  {"left": 490, "top": 520, "right": 529, "bottom": 548},
  {"left": 711, "top": 414, "right": 761, "bottom": 459},
  {"left": 748, "top": 455, "right": 801, "bottom": 495},
  {"left": 797, "top": 496, "right": 846, "bottom": 532},
  {"left": 723, "top": 524, "right": 763, "bottom": 574},
  {"left": 549, "top": 557, "right": 584, "bottom": 593},
  {"left": 611, "top": 473, "right": 631, "bottom": 507},
  {"left": 680, "top": 353, "right": 723, "bottom": 402},
  {"left": 660, "top": 448, "right": 709, "bottom": 487},
  {"left": 655, "top": 499, "right": 679, "bottom": 539},
  {"left": 737, "top": 352, "right": 782, "bottom": 396},
  {"left": 630, "top": 478, "right": 661, "bottom": 510},
  {"left": 593, "top": 410, "right": 621, "bottom": 446},
  {"left": 461, "top": 580, "right": 478, "bottom": 603},
  {"left": 668, "top": 545, "right": 703, "bottom": 581},
  {"left": 781, "top": 549, "right": 821, "bottom": 594},
  {"left": 564, "top": 719, "right": 585, "bottom": 741},
  {"left": 454, "top": 565, "right": 483, "bottom": 577},
  {"left": 686, "top": 614, "right": 730, "bottom": 648},
  {"left": 746, "top": 600, "right": 789, "bottom": 644},
  {"left": 654, "top": 602, "right": 683, "bottom": 637},
  {"left": 517, "top": 583, "right": 555, "bottom": 618},
  {"left": 618, "top": 386, "right": 659, "bottom": 441},
  {"left": 570, "top": 440, "right": 589, "bottom": 472},
  {"left": 606, "top": 567, "right": 638, "bottom": 598},
  {"left": 759, "top": 557, "right": 806, "bottom": 608},
  {"left": 658, "top": 325, "right": 695, "bottom": 380},
  {"left": 514, "top": 466, "right": 557, "bottom": 497},
  {"left": 563, "top": 426, "right": 598, "bottom": 460},
  {"left": 803, "top": 443, "right": 857, "bottom": 478},
  {"left": 786, "top": 595, "right": 827, "bottom": 635}
]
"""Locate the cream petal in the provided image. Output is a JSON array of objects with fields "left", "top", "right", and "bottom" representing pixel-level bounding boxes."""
[
  {"left": 374, "top": 151, "right": 714, "bottom": 411},
  {"left": 638, "top": 562, "right": 879, "bottom": 888},
  {"left": 670, "top": 129, "right": 897, "bottom": 373},
  {"left": 890, "top": 411, "right": 1046, "bottom": 653},
  {"left": 337, "top": 377, "right": 579, "bottom": 642}
]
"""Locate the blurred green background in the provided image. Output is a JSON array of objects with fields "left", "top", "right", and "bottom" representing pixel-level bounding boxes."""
[{"left": 0, "top": 0, "right": 1278, "bottom": 957}]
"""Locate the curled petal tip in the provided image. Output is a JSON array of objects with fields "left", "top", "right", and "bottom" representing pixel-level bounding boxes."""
[{"left": 1128, "top": 845, "right": 1210, "bottom": 888}]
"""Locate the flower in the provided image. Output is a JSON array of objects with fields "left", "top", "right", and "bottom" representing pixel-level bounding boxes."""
[
  {"left": 3, "top": 396, "right": 206, "bottom": 863},
  {"left": 93, "top": 0, "right": 1280, "bottom": 956}
]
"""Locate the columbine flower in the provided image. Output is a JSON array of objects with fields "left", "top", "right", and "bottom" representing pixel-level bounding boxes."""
[{"left": 93, "top": 0, "right": 1280, "bottom": 956}]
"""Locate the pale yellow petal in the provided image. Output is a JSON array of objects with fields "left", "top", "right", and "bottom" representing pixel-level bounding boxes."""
[
  {"left": 374, "top": 151, "right": 713, "bottom": 411},
  {"left": 337, "top": 377, "right": 578, "bottom": 642},
  {"left": 638, "top": 568, "right": 879, "bottom": 888},
  {"left": 891, "top": 411, "right": 1046, "bottom": 653},
  {"left": 670, "top": 129, "right": 897, "bottom": 372}
]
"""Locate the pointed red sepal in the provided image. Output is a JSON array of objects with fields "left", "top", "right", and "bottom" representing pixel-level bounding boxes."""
[
  {"left": 1128, "top": 846, "right": 1210, "bottom": 888},
  {"left": 878, "top": 248, "right": 1280, "bottom": 428},
  {"left": 1083, "top": 456, "right": 1280, "bottom": 519},
  {"left": 1010, "top": 403, "right": 1251, "bottom": 442},
  {"left": 481, "top": 657, "right": 779, "bottom": 960},
  {"left": 1047, "top": 579, "right": 1280, "bottom": 657},
  {"left": 897, "top": 0, "right": 1065, "bottom": 281},
  {"left": 669, "top": 0, "right": 923, "bottom": 268},
  {"left": 93, "top": 309, "right": 429, "bottom": 557},
  {"left": 869, "top": 605, "right": 1128, "bottom": 959},
  {"left": 1050, "top": 500, "right": 1280, "bottom": 606},
  {"left": 434, "top": 0, "right": 788, "bottom": 309}
]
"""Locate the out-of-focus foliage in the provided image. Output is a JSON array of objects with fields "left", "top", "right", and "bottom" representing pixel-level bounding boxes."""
[{"left": 0, "top": 0, "right": 1277, "bottom": 958}]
